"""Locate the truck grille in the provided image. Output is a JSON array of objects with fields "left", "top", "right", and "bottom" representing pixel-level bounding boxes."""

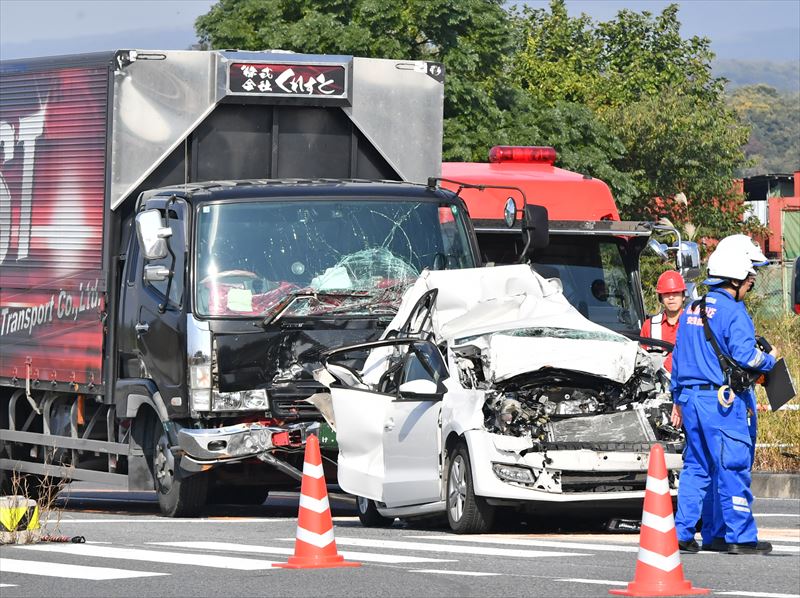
[{"left": 269, "top": 383, "right": 324, "bottom": 420}]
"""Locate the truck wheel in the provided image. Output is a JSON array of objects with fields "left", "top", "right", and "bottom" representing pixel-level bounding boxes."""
[
  {"left": 150, "top": 420, "right": 208, "bottom": 517},
  {"left": 209, "top": 485, "right": 269, "bottom": 506},
  {"left": 446, "top": 442, "right": 494, "bottom": 534},
  {"left": 356, "top": 496, "right": 394, "bottom": 527}
]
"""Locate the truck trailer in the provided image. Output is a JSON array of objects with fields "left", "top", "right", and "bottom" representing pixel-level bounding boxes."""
[{"left": 0, "top": 49, "right": 481, "bottom": 516}]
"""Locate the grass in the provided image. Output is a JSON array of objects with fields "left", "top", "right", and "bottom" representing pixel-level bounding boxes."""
[
  {"left": 751, "top": 313, "right": 800, "bottom": 473},
  {"left": 0, "top": 472, "right": 67, "bottom": 545}
]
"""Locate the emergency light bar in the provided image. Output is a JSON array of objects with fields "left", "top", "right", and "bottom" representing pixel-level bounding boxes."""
[{"left": 489, "top": 145, "right": 557, "bottom": 165}]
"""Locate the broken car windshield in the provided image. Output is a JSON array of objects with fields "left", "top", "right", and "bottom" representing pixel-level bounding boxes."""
[
  {"left": 194, "top": 199, "right": 475, "bottom": 318},
  {"left": 456, "top": 326, "right": 627, "bottom": 345}
]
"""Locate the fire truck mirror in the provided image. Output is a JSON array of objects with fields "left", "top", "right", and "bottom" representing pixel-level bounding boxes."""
[
  {"left": 521, "top": 204, "right": 549, "bottom": 256},
  {"left": 646, "top": 238, "right": 670, "bottom": 261},
  {"left": 136, "top": 209, "right": 171, "bottom": 260}
]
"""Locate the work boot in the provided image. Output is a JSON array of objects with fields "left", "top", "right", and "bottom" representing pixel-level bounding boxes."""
[
  {"left": 727, "top": 540, "right": 773, "bottom": 555},
  {"left": 678, "top": 539, "right": 700, "bottom": 553},
  {"left": 701, "top": 538, "right": 729, "bottom": 552}
]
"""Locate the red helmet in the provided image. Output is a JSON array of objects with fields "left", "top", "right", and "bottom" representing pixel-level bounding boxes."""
[{"left": 656, "top": 270, "right": 686, "bottom": 294}]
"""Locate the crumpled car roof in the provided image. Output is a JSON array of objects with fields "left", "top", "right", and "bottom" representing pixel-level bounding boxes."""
[{"left": 384, "top": 264, "right": 639, "bottom": 384}]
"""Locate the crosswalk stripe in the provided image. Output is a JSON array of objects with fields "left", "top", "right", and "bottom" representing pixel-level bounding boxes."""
[
  {"left": 0, "top": 558, "right": 166, "bottom": 580},
  {"left": 15, "top": 544, "right": 278, "bottom": 570},
  {"left": 152, "top": 541, "right": 457, "bottom": 564},
  {"left": 405, "top": 535, "right": 638, "bottom": 553},
  {"left": 300, "top": 537, "right": 591, "bottom": 558}
]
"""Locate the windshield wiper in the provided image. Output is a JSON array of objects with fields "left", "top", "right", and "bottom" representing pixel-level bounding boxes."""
[{"left": 257, "top": 289, "right": 372, "bottom": 327}]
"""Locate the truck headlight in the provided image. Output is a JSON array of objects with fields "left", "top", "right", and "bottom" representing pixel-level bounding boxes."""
[
  {"left": 212, "top": 389, "right": 268, "bottom": 411},
  {"left": 190, "top": 364, "right": 212, "bottom": 411}
]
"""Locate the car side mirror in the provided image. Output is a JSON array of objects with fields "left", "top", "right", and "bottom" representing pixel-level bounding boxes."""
[
  {"left": 136, "top": 209, "right": 172, "bottom": 260},
  {"left": 398, "top": 379, "right": 446, "bottom": 399}
]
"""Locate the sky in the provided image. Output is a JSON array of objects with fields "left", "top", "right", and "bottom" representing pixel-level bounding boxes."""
[{"left": 0, "top": 0, "right": 798, "bottom": 62}]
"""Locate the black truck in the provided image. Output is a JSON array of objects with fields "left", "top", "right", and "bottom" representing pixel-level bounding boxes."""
[{"left": 0, "top": 49, "right": 480, "bottom": 515}]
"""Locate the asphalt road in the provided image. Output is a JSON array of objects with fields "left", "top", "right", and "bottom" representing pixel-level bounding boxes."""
[{"left": 0, "top": 487, "right": 798, "bottom": 598}]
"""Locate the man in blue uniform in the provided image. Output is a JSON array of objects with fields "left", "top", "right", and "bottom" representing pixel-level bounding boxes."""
[
  {"left": 671, "top": 241, "right": 777, "bottom": 555},
  {"left": 697, "top": 235, "right": 771, "bottom": 552}
]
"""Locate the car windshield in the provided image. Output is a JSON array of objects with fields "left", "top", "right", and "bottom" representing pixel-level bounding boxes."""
[{"left": 194, "top": 198, "right": 476, "bottom": 318}]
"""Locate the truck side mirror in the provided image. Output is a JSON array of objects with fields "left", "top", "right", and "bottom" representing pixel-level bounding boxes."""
[
  {"left": 519, "top": 204, "right": 549, "bottom": 260},
  {"left": 647, "top": 238, "right": 670, "bottom": 261},
  {"left": 678, "top": 241, "right": 701, "bottom": 281},
  {"left": 136, "top": 209, "right": 172, "bottom": 260}
]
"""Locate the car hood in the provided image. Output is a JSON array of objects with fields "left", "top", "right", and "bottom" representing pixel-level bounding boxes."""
[{"left": 384, "top": 264, "right": 638, "bottom": 384}]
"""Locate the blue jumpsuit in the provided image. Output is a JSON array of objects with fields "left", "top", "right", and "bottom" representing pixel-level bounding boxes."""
[{"left": 671, "top": 288, "right": 775, "bottom": 545}]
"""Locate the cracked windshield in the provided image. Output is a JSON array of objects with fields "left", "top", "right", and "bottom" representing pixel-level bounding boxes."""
[{"left": 195, "top": 199, "right": 475, "bottom": 318}]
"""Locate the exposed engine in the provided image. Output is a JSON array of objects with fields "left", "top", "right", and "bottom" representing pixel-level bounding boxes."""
[{"left": 455, "top": 345, "right": 682, "bottom": 447}]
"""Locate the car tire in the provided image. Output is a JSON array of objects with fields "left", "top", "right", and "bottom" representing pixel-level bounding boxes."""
[
  {"left": 149, "top": 415, "right": 208, "bottom": 517},
  {"left": 356, "top": 495, "right": 394, "bottom": 527},
  {"left": 447, "top": 442, "right": 495, "bottom": 534}
]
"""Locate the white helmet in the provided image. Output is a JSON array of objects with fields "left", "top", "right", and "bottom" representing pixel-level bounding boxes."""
[
  {"left": 704, "top": 244, "right": 756, "bottom": 285},
  {"left": 715, "top": 234, "right": 768, "bottom": 266}
]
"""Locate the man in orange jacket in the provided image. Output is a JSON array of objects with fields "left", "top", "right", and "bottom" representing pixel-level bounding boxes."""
[{"left": 640, "top": 270, "right": 686, "bottom": 373}]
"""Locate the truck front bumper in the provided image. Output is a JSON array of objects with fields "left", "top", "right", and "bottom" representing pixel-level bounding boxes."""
[{"left": 177, "top": 421, "right": 317, "bottom": 468}]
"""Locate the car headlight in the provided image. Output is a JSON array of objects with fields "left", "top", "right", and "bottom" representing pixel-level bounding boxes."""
[{"left": 212, "top": 389, "right": 268, "bottom": 411}]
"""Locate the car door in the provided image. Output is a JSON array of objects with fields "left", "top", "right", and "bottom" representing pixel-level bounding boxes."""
[{"left": 328, "top": 339, "right": 446, "bottom": 507}]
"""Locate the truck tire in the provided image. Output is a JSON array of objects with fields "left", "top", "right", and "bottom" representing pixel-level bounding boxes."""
[
  {"left": 446, "top": 442, "right": 494, "bottom": 534},
  {"left": 356, "top": 496, "right": 394, "bottom": 527},
  {"left": 149, "top": 417, "right": 208, "bottom": 517}
]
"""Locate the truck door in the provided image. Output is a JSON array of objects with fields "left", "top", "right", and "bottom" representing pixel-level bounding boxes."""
[{"left": 135, "top": 199, "right": 188, "bottom": 404}]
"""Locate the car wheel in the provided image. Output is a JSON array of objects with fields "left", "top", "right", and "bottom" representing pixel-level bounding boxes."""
[
  {"left": 150, "top": 416, "right": 208, "bottom": 517},
  {"left": 447, "top": 442, "right": 494, "bottom": 534},
  {"left": 356, "top": 495, "right": 394, "bottom": 527}
]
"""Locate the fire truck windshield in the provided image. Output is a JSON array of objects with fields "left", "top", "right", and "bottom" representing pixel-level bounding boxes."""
[
  {"left": 194, "top": 199, "right": 476, "bottom": 318},
  {"left": 530, "top": 236, "right": 641, "bottom": 335}
]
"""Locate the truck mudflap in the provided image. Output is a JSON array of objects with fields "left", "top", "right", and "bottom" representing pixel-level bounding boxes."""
[{"left": 177, "top": 421, "right": 318, "bottom": 479}]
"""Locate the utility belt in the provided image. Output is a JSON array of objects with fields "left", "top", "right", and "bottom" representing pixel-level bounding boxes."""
[{"left": 685, "top": 383, "right": 740, "bottom": 408}]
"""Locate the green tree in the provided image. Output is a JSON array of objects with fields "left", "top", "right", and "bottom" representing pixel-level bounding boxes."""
[
  {"left": 195, "top": 0, "right": 513, "bottom": 160},
  {"left": 728, "top": 84, "right": 800, "bottom": 176},
  {"left": 510, "top": 0, "right": 750, "bottom": 235}
]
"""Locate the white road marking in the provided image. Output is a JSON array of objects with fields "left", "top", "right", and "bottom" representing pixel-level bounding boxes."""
[
  {"left": 16, "top": 544, "right": 278, "bottom": 570},
  {"left": 301, "top": 537, "right": 590, "bottom": 559},
  {"left": 152, "top": 541, "right": 457, "bottom": 564},
  {"left": 56, "top": 518, "right": 297, "bottom": 523},
  {"left": 717, "top": 592, "right": 800, "bottom": 598},
  {"left": 409, "top": 569, "right": 500, "bottom": 577},
  {"left": 406, "top": 534, "right": 800, "bottom": 554},
  {"left": 556, "top": 578, "right": 627, "bottom": 586},
  {"left": 0, "top": 558, "right": 166, "bottom": 580},
  {"left": 405, "top": 535, "right": 638, "bottom": 553},
  {"left": 0, "top": 583, "right": 19, "bottom": 587}
]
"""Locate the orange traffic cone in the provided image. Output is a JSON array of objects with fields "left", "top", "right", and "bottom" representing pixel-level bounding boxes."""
[
  {"left": 274, "top": 433, "right": 360, "bottom": 570},
  {"left": 610, "top": 443, "right": 708, "bottom": 596}
]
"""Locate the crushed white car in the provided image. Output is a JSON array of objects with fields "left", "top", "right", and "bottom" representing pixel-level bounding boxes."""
[{"left": 319, "top": 264, "right": 684, "bottom": 533}]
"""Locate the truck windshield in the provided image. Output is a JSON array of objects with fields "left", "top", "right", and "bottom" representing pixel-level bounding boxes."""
[
  {"left": 194, "top": 199, "right": 475, "bottom": 318},
  {"left": 530, "top": 236, "right": 641, "bottom": 335}
]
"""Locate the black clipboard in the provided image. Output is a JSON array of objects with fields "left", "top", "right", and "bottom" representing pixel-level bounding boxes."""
[{"left": 764, "top": 358, "right": 797, "bottom": 411}]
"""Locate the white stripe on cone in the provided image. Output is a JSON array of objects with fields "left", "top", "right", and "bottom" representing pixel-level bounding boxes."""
[
  {"left": 637, "top": 547, "right": 681, "bottom": 572},
  {"left": 302, "top": 462, "right": 325, "bottom": 479},
  {"left": 299, "top": 494, "right": 330, "bottom": 514},
  {"left": 641, "top": 510, "right": 676, "bottom": 534},
  {"left": 645, "top": 475, "right": 670, "bottom": 495},
  {"left": 296, "top": 526, "right": 335, "bottom": 548}
]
